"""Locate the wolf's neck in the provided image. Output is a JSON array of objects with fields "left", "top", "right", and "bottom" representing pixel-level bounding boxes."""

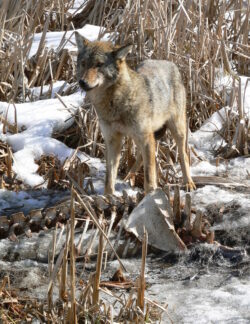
[
  {"left": 115, "top": 63, "right": 138, "bottom": 91},
  {"left": 117, "top": 63, "right": 132, "bottom": 83}
]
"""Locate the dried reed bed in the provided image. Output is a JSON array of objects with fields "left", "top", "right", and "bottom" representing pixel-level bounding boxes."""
[
  {"left": 0, "top": 0, "right": 249, "bottom": 168},
  {"left": 0, "top": 2, "right": 249, "bottom": 322},
  {"left": 0, "top": 0, "right": 77, "bottom": 102},
  {"left": 102, "top": 0, "right": 249, "bottom": 155},
  {"left": 62, "top": 0, "right": 250, "bottom": 182}
]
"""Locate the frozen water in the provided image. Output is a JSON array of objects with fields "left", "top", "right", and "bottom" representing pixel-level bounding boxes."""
[{"left": 0, "top": 188, "right": 69, "bottom": 216}]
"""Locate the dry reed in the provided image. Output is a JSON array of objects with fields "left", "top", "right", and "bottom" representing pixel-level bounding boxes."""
[
  {"left": 0, "top": 1, "right": 249, "bottom": 322},
  {"left": 1, "top": 0, "right": 249, "bottom": 187}
]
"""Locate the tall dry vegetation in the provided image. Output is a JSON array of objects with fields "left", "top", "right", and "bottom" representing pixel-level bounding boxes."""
[
  {"left": 0, "top": 0, "right": 249, "bottom": 173},
  {"left": 0, "top": 0, "right": 76, "bottom": 102},
  {"left": 0, "top": 1, "right": 249, "bottom": 322},
  {"left": 90, "top": 0, "right": 250, "bottom": 162}
]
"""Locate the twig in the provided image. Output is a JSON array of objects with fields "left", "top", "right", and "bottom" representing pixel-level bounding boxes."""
[{"left": 137, "top": 228, "right": 148, "bottom": 312}]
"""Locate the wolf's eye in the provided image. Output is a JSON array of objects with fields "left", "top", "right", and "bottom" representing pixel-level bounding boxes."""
[{"left": 96, "top": 62, "right": 104, "bottom": 68}]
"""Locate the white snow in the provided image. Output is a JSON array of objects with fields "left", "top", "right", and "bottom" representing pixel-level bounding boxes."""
[
  {"left": 0, "top": 92, "right": 86, "bottom": 186},
  {"left": 190, "top": 185, "right": 250, "bottom": 209},
  {"left": 0, "top": 11, "right": 249, "bottom": 323},
  {"left": 190, "top": 106, "right": 228, "bottom": 154},
  {"left": 190, "top": 75, "right": 250, "bottom": 182},
  {"left": 241, "top": 76, "right": 250, "bottom": 115},
  {"left": 214, "top": 67, "right": 233, "bottom": 94},
  {"left": 190, "top": 160, "right": 226, "bottom": 177},
  {"left": 30, "top": 80, "right": 70, "bottom": 100},
  {"left": 29, "top": 24, "right": 110, "bottom": 57},
  {"left": 0, "top": 24, "right": 114, "bottom": 188},
  {"left": 67, "top": 0, "right": 86, "bottom": 15}
]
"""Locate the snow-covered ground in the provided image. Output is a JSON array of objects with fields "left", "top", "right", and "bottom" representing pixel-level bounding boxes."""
[
  {"left": 0, "top": 16, "right": 250, "bottom": 323},
  {"left": 190, "top": 76, "right": 250, "bottom": 182},
  {"left": 0, "top": 25, "right": 110, "bottom": 190},
  {"left": 67, "top": 0, "right": 86, "bottom": 15},
  {"left": 29, "top": 24, "right": 110, "bottom": 57}
]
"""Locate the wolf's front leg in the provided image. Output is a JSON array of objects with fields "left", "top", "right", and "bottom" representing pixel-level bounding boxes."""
[
  {"left": 104, "top": 133, "right": 123, "bottom": 195},
  {"left": 139, "top": 133, "right": 157, "bottom": 193}
]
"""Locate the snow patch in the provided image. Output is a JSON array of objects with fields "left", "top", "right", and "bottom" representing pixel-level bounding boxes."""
[
  {"left": 30, "top": 80, "right": 70, "bottom": 100},
  {"left": 29, "top": 24, "right": 111, "bottom": 57},
  {"left": 0, "top": 91, "right": 88, "bottom": 186}
]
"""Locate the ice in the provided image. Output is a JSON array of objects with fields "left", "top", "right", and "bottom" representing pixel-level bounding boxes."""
[
  {"left": 147, "top": 276, "right": 250, "bottom": 324},
  {"left": 108, "top": 259, "right": 142, "bottom": 275},
  {"left": 0, "top": 188, "right": 69, "bottom": 215}
]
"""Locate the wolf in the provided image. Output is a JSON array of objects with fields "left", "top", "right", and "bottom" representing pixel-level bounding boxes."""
[{"left": 75, "top": 32, "right": 195, "bottom": 194}]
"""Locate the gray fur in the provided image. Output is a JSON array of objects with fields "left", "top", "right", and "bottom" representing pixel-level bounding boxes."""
[{"left": 75, "top": 34, "right": 195, "bottom": 193}]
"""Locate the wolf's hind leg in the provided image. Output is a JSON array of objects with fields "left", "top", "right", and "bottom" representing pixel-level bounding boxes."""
[
  {"left": 104, "top": 133, "right": 123, "bottom": 195},
  {"left": 168, "top": 119, "right": 196, "bottom": 190},
  {"left": 138, "top": 133, "right": 157, "bottom": 193}
]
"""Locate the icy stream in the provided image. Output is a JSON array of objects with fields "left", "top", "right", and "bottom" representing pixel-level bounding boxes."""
[{"left": 0, "top": 185, "right": 249, "bottom": 323}]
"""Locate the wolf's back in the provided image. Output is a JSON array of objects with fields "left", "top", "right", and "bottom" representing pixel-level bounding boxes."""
[{"left": 136, "top": 60, "right": 186, "bottom": 119}]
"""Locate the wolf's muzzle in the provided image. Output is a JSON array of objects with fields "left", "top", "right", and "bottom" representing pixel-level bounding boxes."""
[{"left": 79, "top": 80, "right": 97, "bottom": 91}]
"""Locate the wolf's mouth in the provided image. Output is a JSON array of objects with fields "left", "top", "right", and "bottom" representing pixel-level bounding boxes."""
[{"left": 79, "top": 80, "right": 98, "bottom": 91}]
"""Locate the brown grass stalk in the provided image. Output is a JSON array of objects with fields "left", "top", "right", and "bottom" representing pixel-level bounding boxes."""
[
  {"left": 137, "top": 228, "right": 148, "bottom": 313},
  {"left": 92, "top": 231, "right": 104, "bottom": 306},
  {"left": 69, "top": 187, "right": 77, "bottom": 323}
]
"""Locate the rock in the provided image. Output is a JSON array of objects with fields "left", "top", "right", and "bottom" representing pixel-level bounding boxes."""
[{"left": 125, "top": 188, "right": 186, "bottom": 252}]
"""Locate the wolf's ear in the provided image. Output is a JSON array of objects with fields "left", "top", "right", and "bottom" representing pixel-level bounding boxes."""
[
  {"left": 75, "top": 32, "right": 90, "bottom": 51},
  {"left": 113, "top": 44, "right": 133, "bottom": 60}
]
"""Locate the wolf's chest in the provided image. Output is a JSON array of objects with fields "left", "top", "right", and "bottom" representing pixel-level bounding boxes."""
[{"left": 96, "top": 97, "right": 135, "bottom": 123}]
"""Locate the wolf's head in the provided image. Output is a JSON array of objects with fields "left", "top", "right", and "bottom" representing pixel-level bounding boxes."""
[{"left": 75, "top": 32, "right": 132, "bottom": 92}]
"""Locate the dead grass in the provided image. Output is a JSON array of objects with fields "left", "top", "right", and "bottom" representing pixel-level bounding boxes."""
[
  {"left": 100, "top": 0, "right": 249, "bottom": 156},
  {"left": 62, "top": 0, "right": 250, "bottom": 181},
  {"left": 0, "top": 140, "right": 22, "bottom": 190},
  {"left": 0, "top": 1, "right": 249, "bottom": 322},
  {"left": 1, "top": 184, "right": 214, "bottom": 323},
  {"left": 0, "top": 0, "right": 249, "bottom": 170}
]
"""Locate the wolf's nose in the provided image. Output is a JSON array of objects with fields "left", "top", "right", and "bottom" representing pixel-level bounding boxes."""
[{"left": 79, "top": 79, "right": 88, "bottom": 89}]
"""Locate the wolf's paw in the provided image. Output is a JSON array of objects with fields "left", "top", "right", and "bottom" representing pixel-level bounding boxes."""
[{"left": 185, "top": 179, "right": 196, "bottom": 191}]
